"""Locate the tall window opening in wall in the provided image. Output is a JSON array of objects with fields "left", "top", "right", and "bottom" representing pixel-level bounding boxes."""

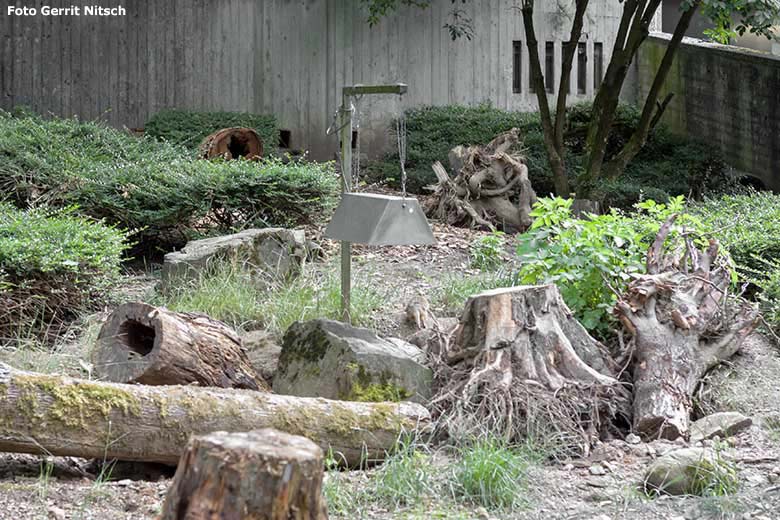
[
  {"left": 594, "top": 42, "right": 603, "bottom": 91},
  {"left": 512, "top": 41, "right": 522, "bottom": 93},
  {"left": 577, "top": 42, "right": 587, "bottom": 94},
  {"left": 544, "top": 41, "right": 554, "bottom": 93}
]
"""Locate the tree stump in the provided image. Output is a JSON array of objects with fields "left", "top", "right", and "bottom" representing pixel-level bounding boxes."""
[
  {"left": 615, "top": 215, "right": 759, "bottom": 440},
  {"left": 432, "top": 285, "right": 626, "bottom": 455},
  {"left": 160, "top": 429, "right": 327, "bottom": 520},
  {"left": 94, "top": 302, "right": 265, "bottom": 390},
  {"left": 199, "top": 127, "right": 264, "bottom": 160},
  {"left": 426, "top": 129, "right": 537, "bottom": 232}
]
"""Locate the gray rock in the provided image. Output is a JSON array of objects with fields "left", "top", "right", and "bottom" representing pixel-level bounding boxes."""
[
  {"left": 626, "top": 433, "right": 641, "bottom": 445},
  {"left": 643, "top": 447, "right": 732, "bottom": 496},
  {"left": 242, "top": 329, "right": 282, "bottom": 382},
  {"left": 161, "top": 228, "right": 306, "bottom": 288},
  {"left": 273, "top": 319, "right": 433, "bottom": 404},
  {"left": 690, "top": 412, "right": 752, "bottom": 442}
]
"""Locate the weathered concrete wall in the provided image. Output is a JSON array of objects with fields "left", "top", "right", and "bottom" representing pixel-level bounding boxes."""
[
  {"left": 1, "top": 0, "right": 625, "bottom": 159},
  {"left": 638, "top": 33, "right": 780, "bottom": 191}
]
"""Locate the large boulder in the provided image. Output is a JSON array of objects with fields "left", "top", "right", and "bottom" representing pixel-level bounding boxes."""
[
  {"left": 242, "top": 329, "right": 282, "bottom": 382},
  {"left": 273, "top": 319, "right": 433, "bottom": 404},
  {"left": 161, "top": 228, "right": 306, "bottom": 288},
  {"left": 643, "top": 447, "right": 737, "bottom": 496}
]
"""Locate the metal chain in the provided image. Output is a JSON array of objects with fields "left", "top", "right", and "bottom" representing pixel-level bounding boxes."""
[{"left": 396, "top": 93, "right": 407, "bottom": 198}]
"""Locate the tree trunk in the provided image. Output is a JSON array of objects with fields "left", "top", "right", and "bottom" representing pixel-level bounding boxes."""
[
  {"left": 199, "top": 127, "right": 264, "bottom": 160},
  {"left": 0, "top": 363, "right": 430, "bottom": 466},
  {"left": 615, "top": 215, "right": 758, "bottom": 440},
  {"left": 94, "top": 302, "right": 265, "bottom": 391},
  {"left": 427, "top": 129, "right": 537, "bottom": 232},
  {"left": 431, "top": 285, "right": 627, "bottom": 455},
  {"left": 160, "top": 429, "right": 327, "bottom": 520}
]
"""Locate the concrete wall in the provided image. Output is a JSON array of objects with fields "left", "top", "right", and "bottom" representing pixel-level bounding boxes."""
[
  {"left": 1, "top": 0, "right": 625, "bottom": 159},
  {"left": 638, "top": 33, "right": 780, "bottom": 190}
]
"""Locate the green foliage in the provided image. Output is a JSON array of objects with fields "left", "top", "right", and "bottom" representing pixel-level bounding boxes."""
[
  {"left": 366, "top": 102, "right": 736, "bottom": 206},
  {"left": 145, "top": 109, "right": 278, "bottom": 151},
  {"left": 694, "top": 191, "right": 780, "bottom": 273},
  {"left": 700, "top": 0, "right": 780, "bottom": 43},
  {"left": 469, "top": 231, "right": 506, "bottom": 271},
  {"left": 449, "top": 436, "right": 531, "bottom": 510},
  {"left": 0, "top": 204, "right": 128, "bottom": 343},
  {"left": 516, "top": 196, "right": 710, "bottom": 336},
  {"left": 434, "top": 271, "right": 516, "bottom": 314},
  {"left": 155, "top": 260, "right": 384, "bottom": 338},
  {"left": 0, "top": 111, "right": 338, "bottom": 251},
  {"left": 741, "top": 257, "right": 780, "bottom": 336},
  {"left": 372, "top": 436, "right": 436, "bottom": 507}
]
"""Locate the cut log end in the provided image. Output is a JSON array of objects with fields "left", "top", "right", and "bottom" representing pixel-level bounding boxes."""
[
  {"left": 160, "top": 429, "right": 328, "bottom": 520},
  {"left": 94, "top": 302, "right": 265, "bottom": 390},
  {"left": 199, "top": 127, "right": 264, "bottom": 160}
]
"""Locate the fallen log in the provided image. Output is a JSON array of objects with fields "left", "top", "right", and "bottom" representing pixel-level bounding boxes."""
[
  {"left": 94, "top": 302, "right": 265, "bottom": 391},
  {"left": 160, "top": 429, "right": 327, "bottom": 520},
  {"left": 615, "top": 215, "right": 759, "bottom": 440},
  {"left": 431, "top": 285, "right": 627, "bottom": 455},
  {"left": 426, "top": 129, "right": 537, "bottom": 232},
  {"left": 199, "top": 127, "right": 264, "bottom": 160},
  {"left": 0, "top": 363, "right": 429, "bottom": 466}
]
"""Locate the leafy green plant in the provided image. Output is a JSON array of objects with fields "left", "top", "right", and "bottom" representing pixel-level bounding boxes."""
[
  {"left": 469, "top": 231, "right": 506, "bottom": 271},
  {"left": 516, "top": 195, "right": 710, "bottom": 336},
  {"left": 0, "top": 111, "right": 337, "bottom": 251},
  {"left": 0, "top": 204, "right": 128, "bottom": 344},
  {"left": 372, "top": 436, "right": 436, "bottom": 507},
  {"left": 145, "top": 109, "right": 278, "bottom": 152},
  {"left": 448, "top": 436, "right": 532, "bottom": 510}
]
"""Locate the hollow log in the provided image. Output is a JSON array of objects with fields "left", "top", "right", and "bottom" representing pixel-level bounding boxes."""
[
  {"left": 0, "top": 363, "right": 430, "bottom": 466},
  {"left": 432, "top": 285, "right": 626, "bottom": 455},
  {"left": 426, "top": 129, "right": 537, "bottom": 232},
  {"left": 199, "top": 127, "right": 264, "bottom": 160},
  {"left": 615, "top": 215, "right": 759, "bottom": 440},
  {"left": 94, "top": 302, "right": 265, "bottom": 390},
  {"left": 160, "top": 429, "right": 327, "bottom": 520}
]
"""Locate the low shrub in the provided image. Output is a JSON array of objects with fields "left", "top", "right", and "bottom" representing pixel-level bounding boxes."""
[
  {"left": 145, "top": 109, "right": 278, "bottom": 152},
  {"left": 516, "top": 196, "right": 712, "bottom": 337},
  {"left": 0, "top": 204, "right": 128, "bottom": 344},
  {"left": 0, "top": 112, "right": 338, "bottom": 251},
  {"left": 366, "top": 102, "right": 737, "bottom": 209},
  {"left": 469, "top": 231, "right": 506, "bottom": 271},
  {"left": 694, "top": 191, "right": 780, "bottom": 273}
]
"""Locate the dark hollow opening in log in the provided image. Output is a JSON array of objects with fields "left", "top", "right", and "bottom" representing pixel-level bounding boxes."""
[
  {"left": 227, "top": 134, "right": 251, "bottom": 159},
  {"left": 118, "top": 319, "right": 156, "bottom": 359}
]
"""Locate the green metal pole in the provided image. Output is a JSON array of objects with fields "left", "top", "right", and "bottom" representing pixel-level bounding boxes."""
[{"left": 339, "top": 90, "right": 353, "bottom": 323}]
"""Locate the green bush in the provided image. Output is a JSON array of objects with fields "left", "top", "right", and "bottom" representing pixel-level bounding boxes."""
[
  {"left": 694, "top": 191, "right": 780, "bottom": 273},
  {"left": 367, "top": 102, "right": 737, "bottom": 207},
  {"left": 470, "top": 231, "right": 506, "bottom": 271},
  {"left": 0, "top": 204, "right": 128, "bottom": 343},
  {"left": 0, "top": 111, "right": 338, "bottom": 251},
  {"left": 516, "top": 196, "right": 711, "bottom": 336},
  {"left": 145, "top": 109, "right": 278, "bottom": 152}
]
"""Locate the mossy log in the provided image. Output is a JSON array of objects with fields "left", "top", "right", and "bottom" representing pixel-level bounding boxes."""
[
  {"left": 94, "top": 302, "right": 265, "bottom": 390},
  {"left": 0, "top": 363, "right": 430, "bottom": 466},
  {"left": 615, "top": 215, "right": 758, "bottom": 440},
  {"left": 160, "top": 429, "right": 327, "bottom": 520}
]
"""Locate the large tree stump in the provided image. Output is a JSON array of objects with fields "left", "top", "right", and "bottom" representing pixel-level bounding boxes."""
[
  {"left": 426, "top": 129, "right": 537, "bottom": 232},
  {"left": 160, "top": 429, "right": 327, "bottom": 520},
  {"left": 615, "top": 215, "right": 759, "bottom": 440},
  {"left": 0, "top": 363, "right": 429, "bottom": 466},
  {"left": 432, "top": 285, "right": 626, "bottom": 455},
  {"left": 94, "top": 302, "right": 265, "bottom": 390},
  {"left": 199, "top": 127, "right": 264, "bottom": 160}
]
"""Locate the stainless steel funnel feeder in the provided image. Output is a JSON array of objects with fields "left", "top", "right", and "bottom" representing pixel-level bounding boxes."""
[{"left": 325, "top": 84, "right": 436, "bottom": 322}]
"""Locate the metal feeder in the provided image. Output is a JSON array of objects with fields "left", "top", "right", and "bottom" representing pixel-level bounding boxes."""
[
  {"left": 325, "top": 193, "right": 435, "bottom": 246},
  {"left": 325, "top": 83, "right": 435, "bottom": 322}
]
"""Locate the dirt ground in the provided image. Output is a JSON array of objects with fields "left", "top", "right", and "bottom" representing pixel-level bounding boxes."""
[{"left": 0, "top": 224, "right": 779, "bottom": 519}]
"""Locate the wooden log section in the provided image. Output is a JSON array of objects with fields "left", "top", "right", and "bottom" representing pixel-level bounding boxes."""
[
  {"left": 94, "top": 302, "right": 265, "bottom": 390},
  {"left": 199, "top": 127, "right": 264, "bottom": 160},
  {"left": 0, "top": 363, "right": 429, "bottom": 467},
  {"left": 160, "top": 429, "right": 327, "bottom": 520}
]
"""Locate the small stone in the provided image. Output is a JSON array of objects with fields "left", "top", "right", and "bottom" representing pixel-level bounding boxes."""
[
  {"left": 115, "top": 478, "right": 133, "bottom": 486},
  {"left": 589, "top": 464, "right": 607, "bottom": 476},
  {"left": 690, "top": 412, "right": 752, "bottom": 442},
  {"left": 626, "top": 433, "right": 641, "bottom": 444},
  {"left": 48, "top": 506, "right": 66, "bottom": 520},
  {"left": 475, "top": 506, "right": 489, "bottom": 519}
]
